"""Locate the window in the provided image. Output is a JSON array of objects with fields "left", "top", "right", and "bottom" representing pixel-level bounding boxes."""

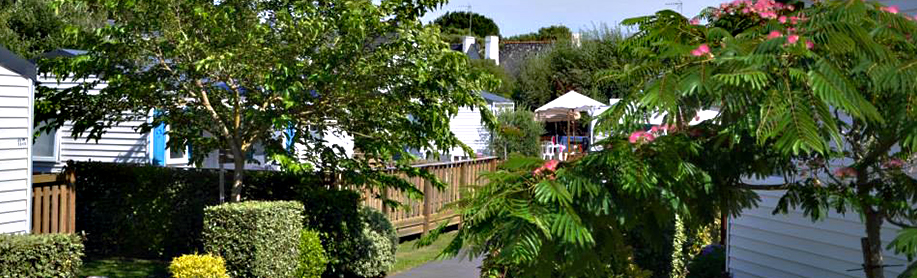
[
  {"left": 164, "top": 126, "right": 190, "bottom": 165},
  {"left": 32, "top": 122, "right": 59, "bottom": 162}
]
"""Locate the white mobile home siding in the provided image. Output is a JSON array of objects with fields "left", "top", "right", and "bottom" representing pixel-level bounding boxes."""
[
  {"left": 728, "top": 190, "right": 908, "bottom": 278},
  {"left": 34, "top": 77, "right": 149, "bottom": 173},
  {"left": 449, "top": 107, "right": 490, "bottom": 157},
  {"left": 0, "top": 65, "right": 33, "bottom": 234}
]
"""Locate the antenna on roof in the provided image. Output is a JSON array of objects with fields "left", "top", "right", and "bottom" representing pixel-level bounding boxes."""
[
  {"left": 458, "top": 3, "right": 472, "bottom": 36},
  {"left": 666, "top": 0, "right": 683, "bottom": 13}
]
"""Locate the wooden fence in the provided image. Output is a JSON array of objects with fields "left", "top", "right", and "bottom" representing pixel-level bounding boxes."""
[
  {"left": 361, "top": 157, "right": 499, "bottom": 237},
  {"left": 31, "top": 170, "right": 76, "bottom": 234}
]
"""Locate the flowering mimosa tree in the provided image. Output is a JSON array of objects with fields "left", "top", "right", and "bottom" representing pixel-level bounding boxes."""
[{"left": 612, "top": 1, "right": 917, "bottom": 277}]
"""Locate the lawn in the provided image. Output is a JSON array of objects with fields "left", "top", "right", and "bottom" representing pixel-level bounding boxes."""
[
  {"left": 390, "top": 231, "right": 458, "bottom": 275},
  {"left": 80, "top": 258, "right": 169, "bottom": 278}
]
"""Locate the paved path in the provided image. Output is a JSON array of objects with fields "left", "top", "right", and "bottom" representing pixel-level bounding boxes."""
[{"left": 389, "top": 254, "right": 483, "bottom": 278}]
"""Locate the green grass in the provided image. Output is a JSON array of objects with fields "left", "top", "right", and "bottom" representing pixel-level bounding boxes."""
[
  {"left": 390, "top": 231, "right": 459, "bottom": 275},
  {"left": 80, "top": 258, "right": 169, "bottom": 278}
]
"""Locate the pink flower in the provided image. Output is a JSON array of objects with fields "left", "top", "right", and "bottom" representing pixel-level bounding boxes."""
[
  {"left": 833, "top": 167, "right": 857, "bottom": 179},
  {"left": 881, "top": 5, "right": 899, "bottom": 14},
  {"left": 778, "top": 16, "right": 787, "bottom": 23},
  {"left": 690, "top": 18, "right": 701, "bottom": 25},
  {"left": 691, "top": 44, "right": 711, "bottom": 57},
  {"left": 805, "top": 40, "right": 814, "bottom": 49},
  {"left": 787, "top": 34, "right": 799, "bottom": 44},
  {"left": 790, "top": 16, "right": 799, "bottom": 24},
  {"left": 885, "top": 158, "right": 905, "bottom": 169},
  {"left": 628, "top": 131, "right": 656, "bottom": 144},
  {"left": 650, "top": 125, "right": 670, "bottom": 134},
  {"left": 768, "top": 30, "right": 783, "bottom": 39},
  {"left": 543, "top": 160, "right": 559, "bottom": 172}
]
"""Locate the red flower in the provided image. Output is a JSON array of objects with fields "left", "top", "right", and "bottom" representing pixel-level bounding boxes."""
[
  {"left": 628, "top": 131, "right": 656, "bottom": 144},
  {"left": 787, "top": 34, "right": 799, "bottom": 44},
  {"left": 805, "top": 40, "right": 814, "bottom": 49},
  {"left": 881, "top": 5, "right": 899, "bottom": 14},
  {"left": 768, "top": 30, "right": 782, "bottom": 39},
  {"left": 691, "top": 44, "right": 711, "bottom": 57}
]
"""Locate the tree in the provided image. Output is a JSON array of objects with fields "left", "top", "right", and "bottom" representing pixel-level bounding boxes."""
[
  {"left": 470, "top": 59, "right": 514, "bottom": 97},
  {"left": 38, "top": 0, "right": 496, "bottom": 202},
  {"left": 505, "top": 25, "right": 572, "bottom": 42},
  {"left": 488, "top": 110, "right": 543, "bottom": 159},
  {"left": 0, "top": 0, "right": 106, "bottom": 58},
  {"left": 432, "top": 11, "right": 500, "bottom": 39},
  {"left": 614, "top": 1, "right": 917, "bottom": 277},
  {"left": 513, "top": 25, "right": 630, "bottom": 109}
]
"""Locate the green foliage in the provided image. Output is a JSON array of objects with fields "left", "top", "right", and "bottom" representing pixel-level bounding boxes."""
[
  {"left": 488, "top": 109, "right": 544, "bottom": 158},
  {"left": 300, "top": 188, "right": 362, "bottom": 277},
  {"left": 347, "top": 208, "right": 398, "bottom": 277},
  {"left": 0, "top": 0, "right": 105, "bottom": 58},
  {"left": 506, "top": 25, "right": 572, "bottom": 42},
  {"left": 470, "top": 59, "right": 515, "bottom": 97},
  {"left": 0, "top": 233, "right": 84, "bottom": 278},
  {"left": 296, "top": 230, "right": 327, "bottom": 278},
  {"left": 203, "top": 201, "right": 303, "bottom": 278},
  {"left": 169, "top": 254, "right": 230, "bottom": 278},
  {"left": 427, "top": 150, "right": 726, "bottom": 277},
  {"left": 513, "top": 25, "right": 630, "bottom": 109},
  {"left": 71, "top": 161, "right": 308, "bottom": 260},
  {"left": 685, "top": 245, "right": 725, "bottom": 278},
  {"left": 433, "top": 11, "right": 500, "bottom": 38},
  {"left": 614, "top": 1, "right": 917, "bottom": 276},
  {"left": 37, "top": 0, "right": 497, "bottom": 201}
]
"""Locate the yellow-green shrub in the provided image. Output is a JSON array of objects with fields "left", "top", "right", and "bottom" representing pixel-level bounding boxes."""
[
  {"left": 169, "top": 254, "right": 230, "bottom": 278},
  {"left": 296, "top": 230, "right": 327, "bottom": 278}
]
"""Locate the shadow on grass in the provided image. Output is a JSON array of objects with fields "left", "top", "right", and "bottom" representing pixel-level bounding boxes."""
[
  {"left": 80, "top": 257, "right": 169, "bottom": 278},
  {"left": 390, "top": 230, "right": 459, "bottom": 276}
]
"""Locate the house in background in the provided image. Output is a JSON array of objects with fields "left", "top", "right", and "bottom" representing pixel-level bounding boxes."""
[{"left": 0, "top": 45, "right": 36, "bottom": 234}]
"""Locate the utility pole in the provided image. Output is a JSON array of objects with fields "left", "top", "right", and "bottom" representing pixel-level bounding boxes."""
[{"left": 666, "top": 0, "right": 683, "bottom": 13}]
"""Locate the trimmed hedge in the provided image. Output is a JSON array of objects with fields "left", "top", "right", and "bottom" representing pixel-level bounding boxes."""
[
  {"left": 72, "top": 162, "right": 312, "bottom": 259},
  {"left": 297, "top": 230, "right": 327, "bottom": 278},
  {"left": 169, "top": 254, "right": 230, "bottom": 278},
  {"left": 0, "top": 233, "right": 84, "bottom": 278},
  {"left": 348, "top": 208, "right": 397, "bottom": 277},
  {"left": 203, "top": 201, "right": 303, "bottom": 278}
]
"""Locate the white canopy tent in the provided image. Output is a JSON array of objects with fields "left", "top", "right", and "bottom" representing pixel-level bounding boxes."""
[
  {"left": 590, "top": 106, "right": 721, "bottom": 145},
  {"left": 535, "top": 91, "right": 609, "bottom": 122}
]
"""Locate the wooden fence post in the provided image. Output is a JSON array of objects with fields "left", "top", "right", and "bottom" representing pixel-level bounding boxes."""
[{"left": 422, "top": 169, "right": 433, "bottom": 235}]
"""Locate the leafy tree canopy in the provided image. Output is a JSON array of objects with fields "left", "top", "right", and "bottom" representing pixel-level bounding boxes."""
[
  {"left": 432, "top": 11, "right": 500, "bottom": 39},
  {"left": 0, "top": 0, "right": 106, "bottom": 58},
  {"left": 506, "top": 25, "right": 572, "bottom": 42},
  {"left": 37, "top": 0, "right": 497, "bottom": 202},
  {"left": 513, "top": 25, "right": 631, "bottom": 109}
]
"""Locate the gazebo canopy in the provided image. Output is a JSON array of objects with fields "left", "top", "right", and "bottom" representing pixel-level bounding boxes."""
[{"left": 535, "top": 91, "right": 607, "bottom": 122}]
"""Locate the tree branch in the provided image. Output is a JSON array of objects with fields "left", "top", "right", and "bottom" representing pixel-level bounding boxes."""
[{"left": 735, "top": 182, "right": 789, "bottom": 190}]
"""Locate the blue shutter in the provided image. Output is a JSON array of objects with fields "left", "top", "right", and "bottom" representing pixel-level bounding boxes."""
[
  {"left": 152, "top": 119, "right": 166, "bottom": 166},
  {"left": 284, "top": 123, "right": 295, "bottom": 151}
]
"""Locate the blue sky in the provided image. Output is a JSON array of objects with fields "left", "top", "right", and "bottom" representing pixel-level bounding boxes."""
[{"left": 420, "top": 0, "right": 729, "bottom": 36}]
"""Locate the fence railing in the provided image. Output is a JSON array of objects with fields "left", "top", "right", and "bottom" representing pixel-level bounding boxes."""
[
  {"left": 361, "top": 157, "right": 499, "bottom": 237},
  {"left": 31, "top": 170, "right": 76, "bottom": 234}
]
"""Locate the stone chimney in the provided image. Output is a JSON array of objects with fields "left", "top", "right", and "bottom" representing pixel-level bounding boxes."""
[
  {"left": 484, "top": 36, "right": 499, "bottom": 65},
  {"left": 462, "top": 36, "right": 476, "bottom": 55},
  {"left": 572, "top": 32, "right": 582, "bottom": 48}
]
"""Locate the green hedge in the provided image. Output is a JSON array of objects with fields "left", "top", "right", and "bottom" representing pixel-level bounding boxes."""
[
  {"left": 72, "top": 162, "right": 312, "bottom": 259},
  {"left": 203, "top": 201, "right": 303, "bottom": 278},
  {"left": 0, "top": 233, "right": 84, "bottom": 278},
  {"left": 348, "top": 208, "right": 397, "bottom": 277},
  {"left": 297, "top": 230, "right": 328, "bottom": 278}
]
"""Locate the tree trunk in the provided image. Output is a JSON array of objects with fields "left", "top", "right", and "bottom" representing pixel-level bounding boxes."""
[
  {"left": 863, "top": 205, "right": 885, "bottom": 278},
  {"left": 231, "top": 147, "right": 245, "bottom": 202}
]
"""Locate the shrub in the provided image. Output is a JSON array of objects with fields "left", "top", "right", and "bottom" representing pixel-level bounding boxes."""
[
  {"left": 686, "top": 245, "right": 726, "bottom": 278},
  {"left": 300, "top": 188, "right": 362, "bottom": 277},
  {"left": 0, "top": 233, "right": 84, "bottom": 278},
  {"left": 169, "top": 254, "right": 230, "bottom": 278},
  {"left": 297, "top": 230, "right": 328, "bottom": 278},
  {"left": 346, "top": 208, "right": 397, "bottom": 278},
  {"left": 488, "top": 109, "right": 545, "bottom": 158},
  {"left": 203, "top": 201, "right": 303, "bottom": 278},
  {"left": 72, "top": 161, "right": 314, "bottom": 259}
]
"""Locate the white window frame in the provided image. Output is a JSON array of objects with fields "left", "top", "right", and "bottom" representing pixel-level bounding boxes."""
[
  {"left": 32, "top": 123, "right": 60, "bottom": 163},
  {"left": 164, "top": 125, "right": 190, "bottom": 165}
]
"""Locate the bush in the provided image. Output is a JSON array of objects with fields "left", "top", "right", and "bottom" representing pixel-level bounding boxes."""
[
  {"left": 203, "top": 201, "right": 303, "bottom": 278},
  {"left": 488, "top": 109, "right": 545, "bottom": 158},
  {"left": 0, "top": 233, "right": 84, "bottom": 278},
  {"left": 347, "top": 208, "right": 397, "bottom": 278},
  {"left": 72, "top": 161, "right": 314, "bottom": 259},
  {"left": 169, "top": 254, "right": 230, "bottom": 278},
  {"left": 297, "top": 230, "right": 328, "bottom": 278},
  {"left": 686, "top": 245, "right": 726, "bottom": 278}
]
